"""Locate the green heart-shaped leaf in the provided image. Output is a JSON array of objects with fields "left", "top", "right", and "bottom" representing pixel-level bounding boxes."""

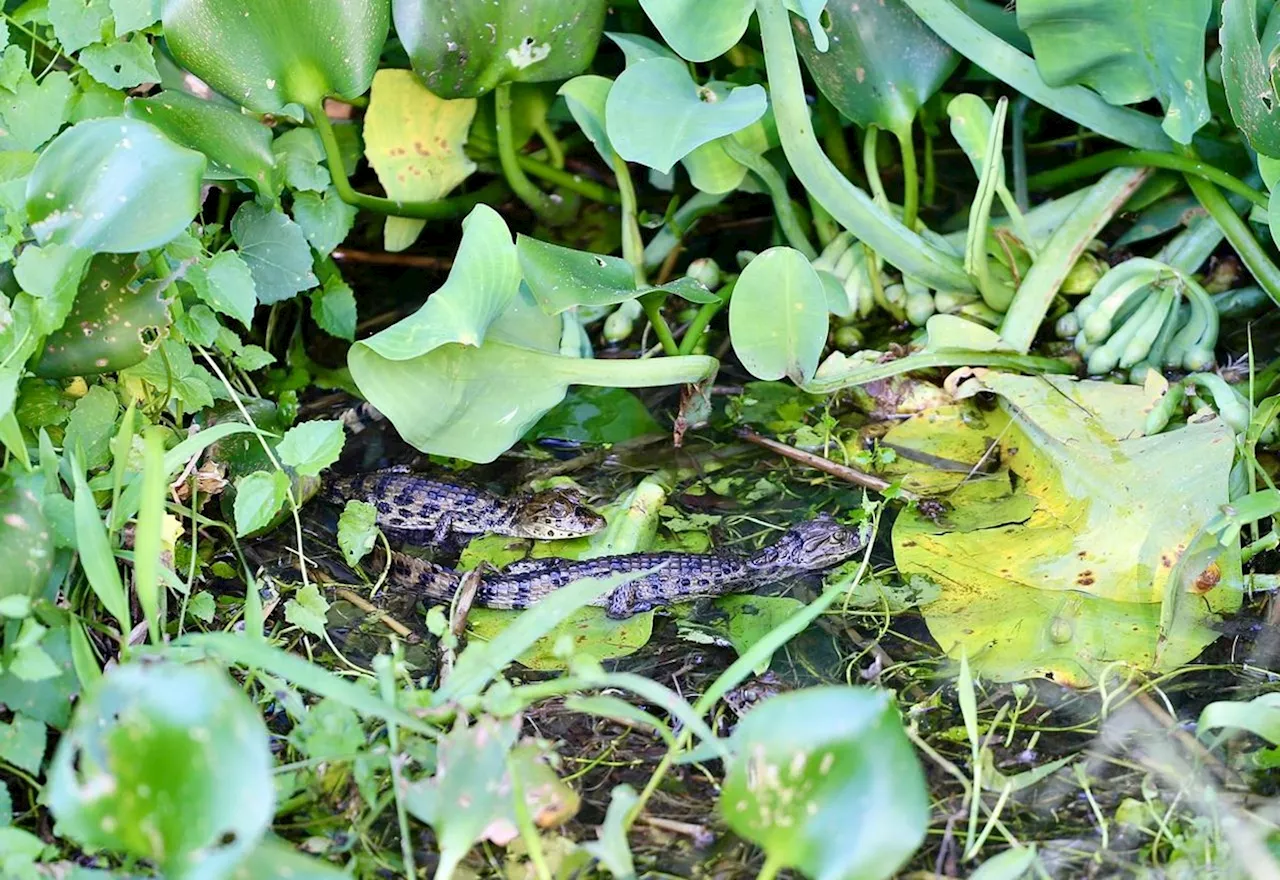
[
  {"left": 729, "top": 247, "right": 828, "bottom": 385},
  {"left": 605, "top": 59, "right": 766, "bottom": 174},
  {"left": 636, "top": 0, "right": 754, "bottom": 62}
]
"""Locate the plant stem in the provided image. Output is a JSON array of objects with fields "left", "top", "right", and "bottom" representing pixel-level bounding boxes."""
[
  {"left": 494, "top": 84, "right": 577, "bottom": 223},
  {"left": 1027, "top": 149, "right": 1268, "bottom": 208},
  {"left": 517, "top": 154, "right": 620, "bottom": 204},
  {"left": 614, "top": 156, "right": 647, "bottom": 284},
  {"left": 895, "top": 125, "right": 919, "bottom": 229},
  {"left": 999, "top": 167, "right": 1150, "bottom": 352},
  {"left": 1185, "top": 173, "right": 1280, "bottom": 306},
  {"left": 532, "top": 117, "right": 565, "bottom": 169},
  {"left": 722, "top": 139, "right": 817, "bottom": 259},
  {"left": 862, "top": 126, "right": 890, "bottom": 207},
  {"left": 1011, "top": 95, "right": 1031, "bottom": 212},
  {"left": 755, "top": 0, "right": 973, "bottom": 291},
  {"left": 923, "top": 126, "right": 937, "bottom": 208},
  {"left": 678, "top": 280, "right": 735, "bottom": 355},
  {"left": 815, "top": 92, "right": 859, "bottom": 184},
  {"left": 309, "top": 103, "right": 503, "bottom": 219}
]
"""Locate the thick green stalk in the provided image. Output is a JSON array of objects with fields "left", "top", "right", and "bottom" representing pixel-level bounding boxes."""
[
  {"left": 801, "top": 349, "right": 1073, "bottom": 394},
  {"left": 1027, "top": 149, "right": 1267, "bottom": 208},
  {"left": 755, "top": 0, "right": 973, "bottom": 292},
  {"left": 895, "top": 126, "right": 919, "bottom": 230},
  {"left": 1185, "top": 173, "right": 1280, "bottom": 306},
  {"left": 900, "top": 0, "right": 1173, "bottom": 152},
  {"left": 999, "top": 167, "right": 1151, "bottom": 353},
  {"left": 722, "top": 139, "right": 816, "bottom": 259},
  {"left": 516, "top": 154, "right": 620, "bottom": 204},
  {"left": 310, "top": 104, "right": 503, "bottom": 220},
  {"left": 495, "top": 83, "right": 576, "bottom": 224},
  {"left": 678, "top": 281, "right": 735, "bottom": 356},
  {"left": 613, "top": 154, "right": 679, "bottom": 355}
]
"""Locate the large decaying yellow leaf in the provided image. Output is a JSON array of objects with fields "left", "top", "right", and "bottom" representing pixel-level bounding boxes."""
[
  {"left": 363, "top": 69, "right": 477, "bottom": 251},
  {"left": 885, "top": 371, "right": 1241, "bottom": 686}
]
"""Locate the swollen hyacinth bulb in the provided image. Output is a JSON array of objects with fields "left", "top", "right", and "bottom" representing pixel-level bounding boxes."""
[{"left": 685, "top": 257, "right": 722, "bottom": 291}]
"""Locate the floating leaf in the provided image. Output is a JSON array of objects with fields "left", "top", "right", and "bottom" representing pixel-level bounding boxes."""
[
  {"left": 26, "top": 118, "right": 205, "bottom": 253},
  {"left": 721, "top": 686, "right": 929, "bottom": 880},
  {"left": 887, "top": 374, "right": 1242, "bottom": 684},
  {"left": 394, "top": 0, "right": 607, "bottom": 98},
  {"left": 125, "top": 91, "right": 280, "bottom": 197},
  {"left": 605, "top": 59, "right": 766, "bottom": 174},
  {"left": 162, "top": 0, "right": 390, "bottom": 111},
  {"left": 1018, "top": 0, "right": 1212, "bottom": 144},
  {"left": 636, "top": 0, "right": 754, "bottom": 63},
  {"left": 526, "top": 386, "right": 661, "bottom": 444},
  {"left": 363, "top": 69, "right": 477, "bottom": 252},
  {"left": 47, "top": 661, "right": 274, "bottom": 878},
  {"left": 337, "top": 500, "right": 378, "bottom": 566},
  {"left": 729, "top": 247, "right": 827, "bottom": 385}
]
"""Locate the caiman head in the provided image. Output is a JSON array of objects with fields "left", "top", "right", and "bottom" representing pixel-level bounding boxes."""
[
  {"left": 753, "top": 515, "right": 865, "bottom": 570},
  {"left": 510, "top": 488, "right": 607, "bottom": 540}
]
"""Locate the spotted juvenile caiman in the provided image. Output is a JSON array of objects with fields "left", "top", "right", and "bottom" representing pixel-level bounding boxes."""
[
  {"left": 388, "top": 515, "right": 865, "bottom": 618},
  {"left": 323, "top": 467, "right": 606, "bottom": 543}
]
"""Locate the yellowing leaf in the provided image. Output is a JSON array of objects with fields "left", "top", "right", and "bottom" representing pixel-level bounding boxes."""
[
  {"left": 363, "top": 69, "right": 477, "bottom": 252},
  {"left": 886, "top": 372, "right": 1241, "bottom": 685}
]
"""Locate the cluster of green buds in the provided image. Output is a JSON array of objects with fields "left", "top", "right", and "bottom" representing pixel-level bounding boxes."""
[
  {"left": 811, "top": 231, "right": 944, "bottom": 329},
  {"left": 1056, "top": 257, "right": 1219, "bottom": 382}
]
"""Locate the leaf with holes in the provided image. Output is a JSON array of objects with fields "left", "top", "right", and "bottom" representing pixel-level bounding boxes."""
[
  {"left": 394, "top": 0, "right": 606, "bottom": 98},
  {"left": 78, "top": 34, "right": 160, "bottom": 90},
  {"left": 46, "top": 661, "right": 274, "bottom": 879},
  {"left": 721, "top": 686, "right": 929, "bottom": 880},
  {"left": 31, "top": 252, "right": 170, "bottom": 378}
]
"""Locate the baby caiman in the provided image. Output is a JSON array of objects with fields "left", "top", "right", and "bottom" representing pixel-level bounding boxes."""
[
  {"left": 324, "top": 467, "right": 605, "bottom": 543},
  {"left": 388, "top": 515, "right": 865, "bottom": 618}
]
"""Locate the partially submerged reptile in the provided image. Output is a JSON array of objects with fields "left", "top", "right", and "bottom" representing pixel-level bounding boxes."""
[
  {"left": 387, "top": 515, "right": 865, "bottom": 618},
  {"left": 324, "top": 467, "right": 605, "bottom": 543}
]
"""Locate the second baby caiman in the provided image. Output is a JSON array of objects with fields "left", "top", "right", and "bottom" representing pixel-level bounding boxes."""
[{"left": 324, "top": 467, "right": 605, "bottom": 543}]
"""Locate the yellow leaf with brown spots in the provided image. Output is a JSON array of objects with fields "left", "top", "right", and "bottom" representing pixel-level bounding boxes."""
[{"left": 363, "top": 69, "right": 477, "bottom": 252}]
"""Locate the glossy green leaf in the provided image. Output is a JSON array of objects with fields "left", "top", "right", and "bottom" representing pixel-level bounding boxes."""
[
  {"left": 26, "top": 118, "right": 205, "bottom": 254},
  {"left": 273, "top": 128, "right": 328, "bottom": 192},
  {"left": 363, "top": 69, "right": 476, "bottom": 251},
  {"left": 1221, "top": 0, "right": 1280, "bottom": 157},
  {"left": 47, "top": 661, "right": 274, "bottom": 878},
  {"left": 72, "top": 456, "right": 130, "bottom": 631},
  {"left": 285, "top": 583, "right": 330, "bottom": 636},
  {"left": 1198, "top": 693, "right": 1280, "bottom": 745},
  {"left": 233, "top": 470, "right": 290, "bottom": 537},
  {"left": 229, "top": 203, "right": 318, "bottom": 304},
  {"left": 13, "top": 244, "right": 90, "bottom": 337},
  {"left": 32, "top": 252, "right": 169, "bottom": 378},
  {"left": 794, "top": 0, "right": 960, "bottom": 135},
  {"left": 721, "top": 686, "right": 929, "bottom": 880},
  {"left": 517, "top": 234, "right": 637, "bottom": 314},
  {"left": 162, "top": 0, "right": 390, "bottom": 112},
  {"left": 605, "top": 31, "right": 681, "bottom": 65},
  {"left": 0, "top": 476, "right": 54, "bottom": 603},
  {"left": 605, "top": 59, "right": 767, "bottom": 174},
  {"left": 64, "top": 385, "right": 118, "bottom": 471},
  {"left": 526, "top": 386, "right": 662, "bottom": 444},
  {"left": 111, "top": 0, "right": 159, "bottom": 35},
  {"left": 394, "top": 0, "right": 606, "bottom": 98},
  {"left": 729, "top": 247, "right": 828, "bottom": 384},
  {"left": 636, "top": 0, "right": 754, "bottom": 62},
  {"left": 276, "top": 420, "right": 344, "bottom": 477},
  {"left": 1017, "top": 0, "right": 1211, "bottom": 144},
  {"left": 125, "top": 91, "right": 280, "bottom": 197}
]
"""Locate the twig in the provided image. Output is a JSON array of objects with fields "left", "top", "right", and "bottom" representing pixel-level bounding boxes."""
[
  {"left": 735, "top": 427, "right": 918, "bottom": 501},
  {"left": 332, "top": 249, "right": 453, "bottom": 270},
  {"left": 334, "top": 588, "right": 417, "bottom": 641}
]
